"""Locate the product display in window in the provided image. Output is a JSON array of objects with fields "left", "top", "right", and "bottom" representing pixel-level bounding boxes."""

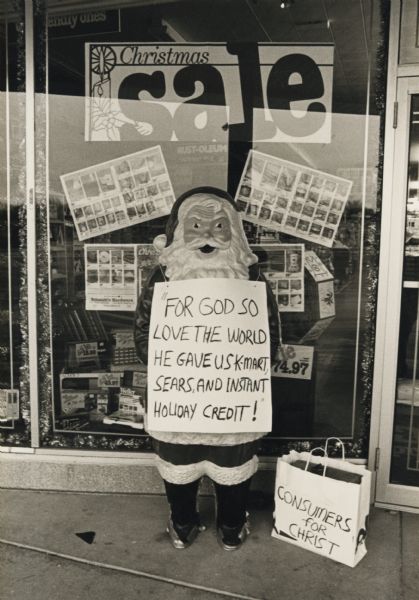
[
  {"left": 51, "top": 241, "right": 159, "bottom": 434},
  {"left": 304, "top": 251, "right": 336, "bottom": 320},
  {"left": 255, "top": 244, "right": 305, "bottom": 313},
  {"left": 57, "top": 370, "right": 146, "bottom": 431},
  {"left": 51, "top": 140, "right": 359, "bottom": 438}
]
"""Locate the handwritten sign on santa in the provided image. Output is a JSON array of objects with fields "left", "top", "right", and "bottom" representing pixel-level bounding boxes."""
[{"left": 147, "top": 279, "right": 272, "bottom": 433}]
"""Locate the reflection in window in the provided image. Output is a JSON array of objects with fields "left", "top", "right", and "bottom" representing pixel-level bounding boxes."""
[
  {"left": 391, "top": 95, "right": 419, "bottom": 485},
  {"left": 0, "top": 8, "right": 29, "bottom": 443},
  {"left": 36, "top": 1, "right": 387, "bottom": 454}
]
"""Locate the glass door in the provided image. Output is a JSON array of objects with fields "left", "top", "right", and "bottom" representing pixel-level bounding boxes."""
[{"left": 376, "top": 77, "right": 419, "bottom": 511}]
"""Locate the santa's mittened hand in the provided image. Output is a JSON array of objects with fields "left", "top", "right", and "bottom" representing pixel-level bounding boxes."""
[{"left": 153, "top": 234, "right": 167, "bottom": 252}]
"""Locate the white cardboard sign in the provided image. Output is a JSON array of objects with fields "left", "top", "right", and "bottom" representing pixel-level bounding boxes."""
[{"left": 147, "top": 279, "right": 272, "bottom": 433}]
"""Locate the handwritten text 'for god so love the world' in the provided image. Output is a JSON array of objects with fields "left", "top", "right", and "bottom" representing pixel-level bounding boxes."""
[{"left": 147, "top": 279, "right": 272, "bottom": 433}]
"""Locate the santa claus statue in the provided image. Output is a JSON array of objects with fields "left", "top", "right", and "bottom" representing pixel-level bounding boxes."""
[{"left": 134, "top": 186, "right": 280, "bottom": 550}]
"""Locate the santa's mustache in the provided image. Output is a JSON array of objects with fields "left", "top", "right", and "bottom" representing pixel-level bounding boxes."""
[{"left": 186, "top": 238, "right": 230, "bottom": 251}]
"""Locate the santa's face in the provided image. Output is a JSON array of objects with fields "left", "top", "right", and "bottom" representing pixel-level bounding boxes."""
[
  {"left": 158, "top": 193, "right": 257, "bottom": 281},
  {"left": 183, "top": 204, "right": 232, "bottom": 256}
]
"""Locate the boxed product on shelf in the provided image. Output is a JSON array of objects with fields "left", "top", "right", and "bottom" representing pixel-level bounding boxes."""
[{"left": 304, "top": 250, "right": 336, "bottom": 320}]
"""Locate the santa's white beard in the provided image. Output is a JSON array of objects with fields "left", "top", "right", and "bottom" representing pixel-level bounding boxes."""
[{"left": 160, "top": 243, "right": 251, "bottom": 281}]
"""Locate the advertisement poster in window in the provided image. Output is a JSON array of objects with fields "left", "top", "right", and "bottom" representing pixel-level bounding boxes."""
[
  {"left": 85, "top": 244, "right": 138, "bottom": 311},
  {"left": 61, "top": 146, "right": 175, "bottom": 240},
  {"left": 235, "top": 150, "right": 352, "bottom": 248},
  {"left": 85, "top": 43, "right": 333, "bottom": 144}
]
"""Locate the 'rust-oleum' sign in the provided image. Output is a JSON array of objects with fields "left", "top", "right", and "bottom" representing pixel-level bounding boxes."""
[{"left": 85, "top": 43, "right": 334, "bottom": 144}]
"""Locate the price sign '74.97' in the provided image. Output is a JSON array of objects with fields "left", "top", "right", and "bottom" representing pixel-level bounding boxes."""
[
  {"left": 86, "top": 43, "right": 333, "bottom": 143},
  {"left": 271, "top": 345, "right": 314, "bottom": 380}
]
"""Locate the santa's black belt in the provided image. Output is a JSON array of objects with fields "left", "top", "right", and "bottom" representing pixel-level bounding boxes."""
[{"left": 152, "top": 439, "right": 260, "bottom": 467}]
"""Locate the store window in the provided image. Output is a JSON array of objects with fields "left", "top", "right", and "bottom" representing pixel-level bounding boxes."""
[
  {"left": 0, "top": 4, "right": 30, "bottom": 444},
  {"left": 33, "top": 0, "right": 388, "bottom": 454}
]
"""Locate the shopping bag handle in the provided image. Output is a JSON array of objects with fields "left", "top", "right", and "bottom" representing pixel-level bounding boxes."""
[
  {"left": 325, "top": 437, "right": 345, "bottom": 461},
  {"left": 304, "top": 447, "right": 327, "bottom": 476}
]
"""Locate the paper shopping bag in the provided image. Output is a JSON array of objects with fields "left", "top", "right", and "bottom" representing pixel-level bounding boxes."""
[{"left": 272, "top": 450, "right": 371, "bottom": 567}]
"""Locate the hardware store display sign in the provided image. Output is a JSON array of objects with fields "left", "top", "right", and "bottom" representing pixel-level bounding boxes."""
[
  {"left": 235, "top": 150, "right": 352, "bottom": 248},
  {"left": 61, "top": 146, "right": 175, "bottom": 241},
  {"left": 85, "top": 244, "right": 138, "bottom": 311},
  {"left": 85, "top": 43, "right": 334, "bottom": 143}
]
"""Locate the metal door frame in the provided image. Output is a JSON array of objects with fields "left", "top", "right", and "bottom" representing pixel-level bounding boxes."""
[{"left": 373, "top": 75, "right": 419, "bottom": 512}]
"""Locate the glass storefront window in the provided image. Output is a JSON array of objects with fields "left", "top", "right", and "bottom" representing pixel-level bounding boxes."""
[
  {"left": 0, "top": 4, "right": 30, "bottom": 444},
  {"left": 33, "top": 0, "right": 388, "bottom": 454}
]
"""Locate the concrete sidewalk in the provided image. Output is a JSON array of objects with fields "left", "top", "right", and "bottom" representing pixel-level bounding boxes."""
[{"left": 0, "top": 488, "right": 418, "bottom": 600}]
